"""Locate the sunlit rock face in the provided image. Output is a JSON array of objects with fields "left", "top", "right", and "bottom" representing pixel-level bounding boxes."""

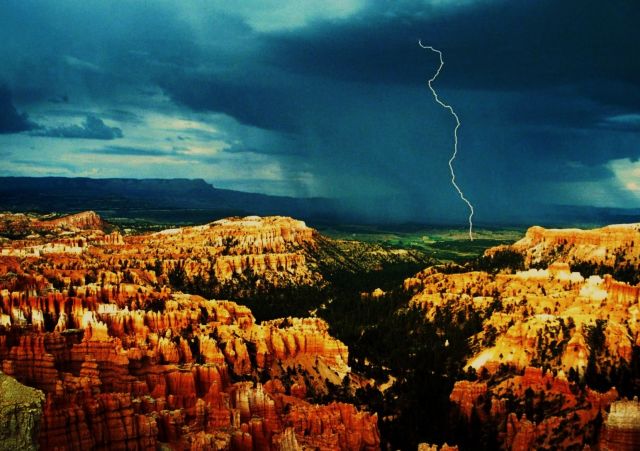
[
  {"left": 417, "top": 444, "right": 458, "bottom": 451},
  {"left": 407, "top": 223, "right": 640, "bottom": 450},
  {"left": 0, "top": 212, "right": 380, "bottom": 450},
  {"left": 140, "top": 215, "right": 320, "bottom": 286},
  {"left": 0, "top": 211, "right": 428, "bottom": 300},
  {"left": 599, "top": 398, "right": 640, "bottom": 451},
  {"left": 448, "top": 367, "right": 617, "bottom": 450},
  {"left": 0, "top": 293, "right": 377, "bottom": 449},
  {"left": 487, "top": 223, "right": 640, "bottom": 267},
  {"left": 0, "top": 213, "right": 123, "bottom": 263},
  {"left": 34, "top": 211, "right": 106, "bottom": 232},
  {"left": 0, "top": 211, "right": 105, "bottom": 235},
  {"left": 0, "top": 371, "right": 45, "bottom": 451},
  {"left": 1, "top": 213, "right": 319, "bottom": 288},
  {"left": 3, "top": 211, "right": 640, "bottom": 449},
  {"left": 410, "top": 267, "right": 638, "bottom": 376}
]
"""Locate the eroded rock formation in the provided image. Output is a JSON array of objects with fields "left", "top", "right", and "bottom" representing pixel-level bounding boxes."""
[
  {"left": 599, "top": 397, "right": 640, "bottom": 451},
  {"left": 0, "top": 371, "right": 45, "bottom": 451},
  {"left": 408, "top": 253, "right": 640, "bottom": 449},
  {"left": 487, "top": 223, "right": 640, "bottom": 269},
  {"left": 0, "top": 292, "right": 377, "bottom": 449},
  {"left": 0, "top": 213, "right": 380, "bottom": 450}
]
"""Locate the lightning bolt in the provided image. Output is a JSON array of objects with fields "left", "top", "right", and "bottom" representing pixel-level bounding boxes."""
[{"left": 419, "top": 40, "right": 475, "bottom": 241}]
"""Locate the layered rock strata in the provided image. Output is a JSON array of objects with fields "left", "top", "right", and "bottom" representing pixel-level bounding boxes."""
[
  {"left": 0, "top": 294, "right": 377, "bottom": 449},
  {"left": 0, "top": 214, "right": 380, "bottom": 450},
  {"left": 408, "top": 258, "right": 640, "bottom": 449}
]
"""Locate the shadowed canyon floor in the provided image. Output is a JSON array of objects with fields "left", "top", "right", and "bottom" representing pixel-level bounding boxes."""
[{"left": 0, "top": 212, "right": 639, "bottom": 450}]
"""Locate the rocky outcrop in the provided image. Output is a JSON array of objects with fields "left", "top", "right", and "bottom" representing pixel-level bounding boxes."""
[
  {"left": 603, "top": 275, "right": 640, "bottom": 306},
  {"left": 35, "top": 211, "right": 105, "bottom": 232},
  {"left": 408, "top": 254, "right": 640, "bottom": 450},
  {"left": 120, "top": 215, "right": 324, "bottom": 291},
  {"left": 0, "top": 211, "right": 122, "bottom": 258},
  {"left": 40, "top": 392, "right": 158, "bottom": 450},
  {"left": 8, "top": 213, "right": 640, "bottom": 449},
  {"left": 449, "top": 381, "right": 487, "bottom": 419},
  {"left": 417, "top": 444, "right": 459, "bottom": 451},
  {"left": 449, "top": 367, "right": 617, "bottom": 450},
  {"left": 0, "top": 286, "right": 376, "bottom": 449},
  {"left": 599, "top": 397, "right": 640, "bottom": 451},
  {"left": 519, "top": 224, "right": 639, "bottom": 249},
  {"left": 0, "top": 371, "right": 45, "bottom": 451},
  {"left": 0, "top": 211, "right": 106, "bottom": 237},
  {"left": 275, "top": 398, "right": 380, "bottom": 450},
  {"left": 410, "top": 267, "right": 637, "bottom": 377},
  {"left": 0, "top": 212, "right": 378, "bottom": 450},
  {"left": 486, "top": 223, "right": 640, "bottom": 268},
  {"left": 213, "top": 253, "right": 307, "bottom": 281}
]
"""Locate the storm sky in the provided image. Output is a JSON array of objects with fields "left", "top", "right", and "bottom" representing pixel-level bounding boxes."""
[{"left": 1, "top": 0, "right": 639, "bottom": 224}]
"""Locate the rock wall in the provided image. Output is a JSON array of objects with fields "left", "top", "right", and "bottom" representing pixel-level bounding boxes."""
[
  {"left": 408, "top": 255, "right": 640, "bottom": 450},
  {"left": 0, "top": 371, "right": 45, "bottom": 451},
  {"left": 487, "top": 223, "right": 640, "bottom": 267},
  {"left": 35, "top": 211, "right": 105, "bottom": 232},
  {"left": 599, "top": 397, "right": 640, "bottom": 451},
  {"left": 0, "top": 214, "right": 382, "bottom": 449},
  {"left": 125, "top": 215, "right": 322, "bottom": 289},
  {"left": 0, "top": 291, "right": 376, "bottom": 449}
]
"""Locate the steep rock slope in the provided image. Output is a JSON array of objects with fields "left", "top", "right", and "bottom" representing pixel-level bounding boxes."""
[
  {"left": 405, "top": 245, "right": 640, "bottom": 449},
  {"left": 599, "top": 397, "right": 640, "bottom": 451},
  {"left": 0, "top": 371, "right": 45, "bottom": 451},
  {"left": 0, "top": 213, "right": 382, "bottom": 450},
  {"left": 0, "top": 211, "right": 105, "bottom": 236},
  {"left": 0, "top": 289, "right": 379, "bottom": 449},
  {"left": 486, "top": 223, "right": 640, "bottom": 282}
]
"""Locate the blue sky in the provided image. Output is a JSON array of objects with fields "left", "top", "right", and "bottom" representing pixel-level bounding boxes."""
[{"left": 1, "top": 0, "right": 639, "bottom": 223}]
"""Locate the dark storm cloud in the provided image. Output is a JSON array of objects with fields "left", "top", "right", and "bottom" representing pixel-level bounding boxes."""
[
  {"left": 599, "top": 114, "right": 640, "bottom": 133},
  {"left": 582, "top": 81, "right": 640, "bottom": 112},
  {"left": 32, "top": 115, "right": 123, "bottom": 140},
  {"left": 104, "top": 109, "right": 144, "bottom": 124},
  {"left": 80, "top": 145, "right": 220, "bottom": 162},
  {"left": 0, "top": 0, "right": 638, "bottom": 223},
  {"left": 48, "top": 95, "right": 69, "bottom": 104},
  {"left": 0, "top": 0, "right": 204, "bottom": 106},
  {"left": 222, "top": 146, "right": 263, "bottom": 154},
  {"left": 262, "top": 0, "right": 640, "bottom": 130},
  {"left": 505, "top": 88, "right": 640, "bottom": 133},
  {"left": 152, "top": 0, "right": 640, "bottom": 157},
  {"left": 221, "top": 145, "right": 299, "bottom": 156},
  {"left": 0, "top": 85, "right": 39, "bottom": 134},
  {"left": 267, "top": 0, "right": 639, "bottom": 91},
  {"left": 160, "top": 75, "right": 299, "bottom": 132},
  {"left": 79, "top": 145, "right": 166, "bottom": 157}
]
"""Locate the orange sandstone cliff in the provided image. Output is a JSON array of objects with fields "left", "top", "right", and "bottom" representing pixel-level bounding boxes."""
[
  {"left": 406, "top": 227, "right": 640, "bottom": 449},
  {"left": 0, "top": 213, "right": 380, "bottom": 450}
]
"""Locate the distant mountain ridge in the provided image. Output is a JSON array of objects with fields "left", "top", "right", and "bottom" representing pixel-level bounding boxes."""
[
  {"left": 0, "top": 177, "right": 338, "bottom": 223},
  {"left": 2, "top": 177, "right": 639, "bottom": 227}
]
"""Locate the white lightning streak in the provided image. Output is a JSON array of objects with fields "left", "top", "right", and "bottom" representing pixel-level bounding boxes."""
[{"left": 419, "top": 40, "right": 475, "bottom": 241}]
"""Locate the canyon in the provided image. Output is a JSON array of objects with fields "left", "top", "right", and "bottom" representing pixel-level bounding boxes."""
[
  {"left": 0, "top": 213, "right": 381, "bottom": 450},
  {"left": 0, "top": 212, "right": 639, "bottom": 450},
  {"left": 406, "top": 223, "right": 640, "bottom": 450}
]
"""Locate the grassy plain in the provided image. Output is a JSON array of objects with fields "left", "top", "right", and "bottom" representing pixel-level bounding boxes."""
[{"left": 318, "top": 224, "right": 524, "bottom": 263}]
